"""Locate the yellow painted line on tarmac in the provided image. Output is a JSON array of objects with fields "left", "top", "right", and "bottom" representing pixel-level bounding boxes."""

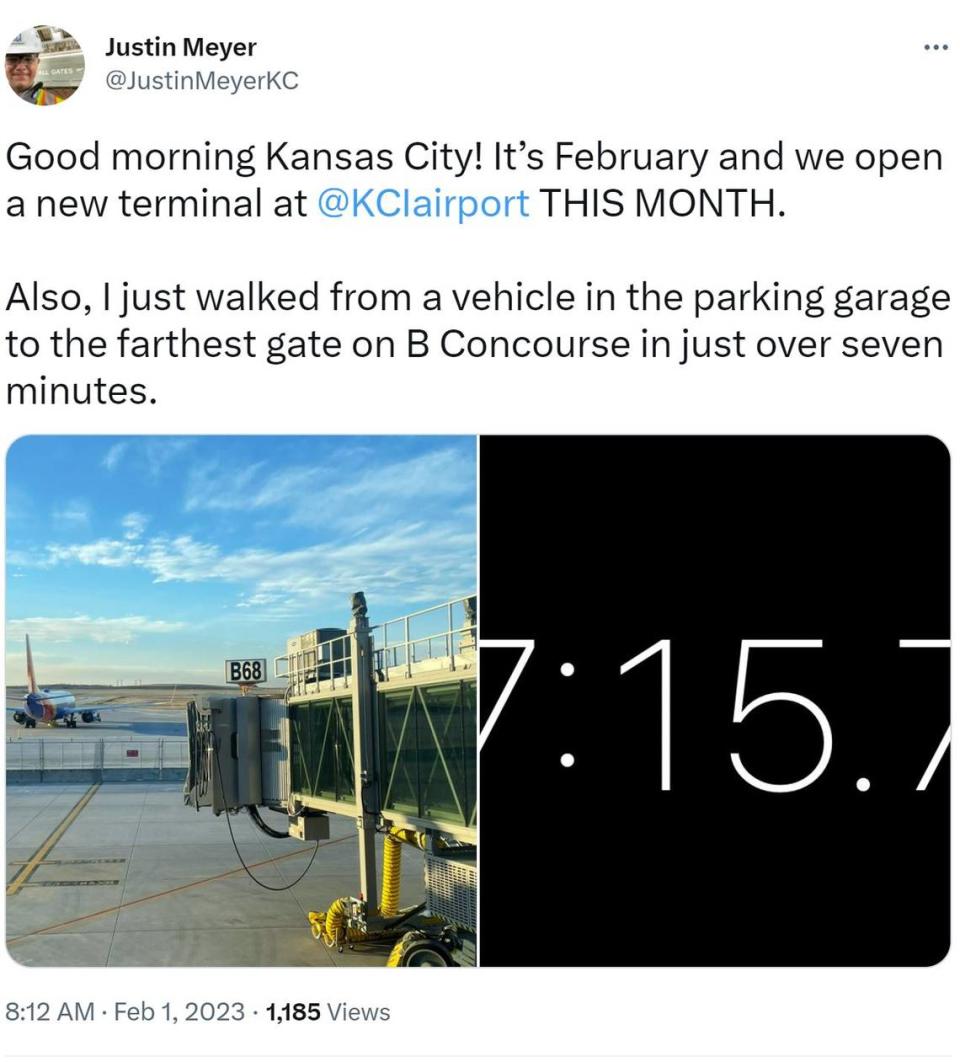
[
  {"left": 7, "top": 833, "right": 353, "bottom": 945},
  {"left": 6, "top": 783, "right": 101, "bottom": 896}
]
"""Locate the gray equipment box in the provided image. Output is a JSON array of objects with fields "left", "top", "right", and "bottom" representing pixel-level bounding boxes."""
[
  {"left": 184, "top": 696, "right": 289, "bottom": 814},
  {"left": 287, "top": 628, "right": 349, "bottom": 684},
  {"left": 289, "top": 813, "right": 330, "bottom": 841}
]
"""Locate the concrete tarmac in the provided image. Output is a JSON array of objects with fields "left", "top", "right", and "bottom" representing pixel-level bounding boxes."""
[{"left": 6, "top": 782, "right": 424, "bottom": 967}]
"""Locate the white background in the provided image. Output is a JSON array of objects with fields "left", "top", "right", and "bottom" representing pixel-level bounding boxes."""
[{"left": 1, "top": 1, "right": 957, "bottom": 1060}]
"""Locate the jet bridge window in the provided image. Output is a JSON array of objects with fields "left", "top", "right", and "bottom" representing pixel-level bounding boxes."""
[
  {"left": 289, "top": 697, "right": 356, "bottom": 803},
  {"left": 379, "top": 679, "right": 476, "bottom": 829}
]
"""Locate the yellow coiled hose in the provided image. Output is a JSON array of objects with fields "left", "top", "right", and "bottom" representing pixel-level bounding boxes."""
[
  {"left": 381, "top": 827, "right": 441, "bottom": 916},
  {"left": 309, "top": 826, "right": 445, "bottom": 948},
  {"left": 389, "top": 826, "right": 431, "bottom": 849},
  {"left": 308, "top": 898, "right": 367, "bottom": 948},
  {"left": 380, "top": 834, "right": 403, "bottom": 917},
  {"left": 385, "top": 937, "right": 406, "bottom": 967}
]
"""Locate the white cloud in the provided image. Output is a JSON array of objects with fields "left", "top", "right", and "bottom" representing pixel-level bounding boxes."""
[
  {"left": 138, "top": 523, "right": 474, "bottom": 601},
  {"left": 236, "top": 592, "right": 283, "bottom": 609},
  {"left": 101, "top": 441, "right": 128, "bottom": 472},
  {"left": 17, "top": 522, "right": 474, "bottom": 612},
  {"left": 14, "top": 442, "right": 475, "bottom": 620},
  {"left": 45, "top": 539, "right": 143, "bottom": 567},
  {"left": 6, "top": 615, "right": 186, "bottom": 644},
  {"left": 141, "top": 535, "right": 225, "bottom": 582},
  {"left": 183, "top": 461, "right": 267, "bottom": 511},
  {"left": 51, "top": 499, "right": 90, "bottom": 525},
  {"left": 121, "top": 512, "right": 149, "bottom": 540},
  {"left": 143, "top": 438, "right": 194, "bottom": 479},
  {"left": 182, "top": 447, "right": 474, "bottom": 529},
  {"left": 101, "top": 438, "right": 194, "bottom": 478}
]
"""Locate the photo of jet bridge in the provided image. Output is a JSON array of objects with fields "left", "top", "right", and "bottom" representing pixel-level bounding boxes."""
[{"left": 184, "top": 592, "right": 477, "bottom": 967}]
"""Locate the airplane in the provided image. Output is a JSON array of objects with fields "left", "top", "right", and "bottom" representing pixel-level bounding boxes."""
[{"left": 9, "top": 635, "right": 112, "bottom": 728}]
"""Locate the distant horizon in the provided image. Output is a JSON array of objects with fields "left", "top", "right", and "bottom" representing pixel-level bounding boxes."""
[{"left": 6, "top": 681, "right": 288, "bottom": 691}]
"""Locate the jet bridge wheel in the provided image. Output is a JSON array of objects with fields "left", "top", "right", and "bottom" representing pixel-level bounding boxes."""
[{"left": 395, "top": 934, "right": 456, "bottom": 967}]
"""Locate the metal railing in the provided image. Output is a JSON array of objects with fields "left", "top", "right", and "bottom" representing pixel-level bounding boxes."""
[
  {"left": 275, "top": 634, "right": 354, "bottom": 693},
  {"left": 275, "top": 596, "right": 477, "bottom": 697},
  {"left": 6, "top": 738, "right": 189, "bottom": 773},
  {"left": 376, "top": 598, "right": 477, "bottom": 676}
]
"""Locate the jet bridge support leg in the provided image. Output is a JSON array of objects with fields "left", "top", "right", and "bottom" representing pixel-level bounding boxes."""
[{"left": 349, "top": 594, "right": 379, "bottom": 907}]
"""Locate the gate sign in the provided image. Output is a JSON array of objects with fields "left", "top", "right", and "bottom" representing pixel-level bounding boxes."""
[{"left": 224, "top": 658, "right": 267, "bottom": 685}]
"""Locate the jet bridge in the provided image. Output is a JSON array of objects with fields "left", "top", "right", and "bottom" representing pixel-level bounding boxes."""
[{"left": 184, "top": 591, "right": 477, "bottom": 966}]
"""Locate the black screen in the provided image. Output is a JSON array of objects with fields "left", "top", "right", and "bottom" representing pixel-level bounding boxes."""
[{"left": 479, "top": 437, "right": 949, "bottom": 965}]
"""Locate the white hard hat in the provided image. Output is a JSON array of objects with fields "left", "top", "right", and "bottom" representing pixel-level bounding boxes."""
[{"left": 7, "top": 27, "right": 43, "bottom": 55}]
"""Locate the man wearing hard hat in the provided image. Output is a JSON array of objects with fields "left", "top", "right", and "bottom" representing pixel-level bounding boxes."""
[{"left": 6, "top": 27, "right": 63, "bottom": 105}]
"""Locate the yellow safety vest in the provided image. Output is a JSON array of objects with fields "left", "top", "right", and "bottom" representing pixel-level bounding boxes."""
[{"left": 32, "top": 87, "right": 64, "bottom": 106}]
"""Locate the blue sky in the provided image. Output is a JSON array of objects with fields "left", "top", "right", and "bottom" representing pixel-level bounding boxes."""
[{"left": 6, "top": 436, "right": 476, "bottom": 685}]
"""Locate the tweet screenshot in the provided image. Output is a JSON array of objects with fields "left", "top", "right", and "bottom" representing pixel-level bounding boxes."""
[{"left": 1, "top": 2, "right": 956, "bottom": 1061}]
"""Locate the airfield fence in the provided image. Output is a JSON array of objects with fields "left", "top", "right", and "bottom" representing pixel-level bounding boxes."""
[{"left": 6, "top": 738, "right": 189, "bottom": 783}]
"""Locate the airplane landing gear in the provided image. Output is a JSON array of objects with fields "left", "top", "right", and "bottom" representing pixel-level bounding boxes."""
[{"left": 65, "top": 715, "right": 78, "bottom": 728}]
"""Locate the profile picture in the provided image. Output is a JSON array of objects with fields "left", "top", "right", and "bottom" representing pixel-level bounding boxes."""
[{"left": 6, "top": 25, "right": 84, "bottom": 106}]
